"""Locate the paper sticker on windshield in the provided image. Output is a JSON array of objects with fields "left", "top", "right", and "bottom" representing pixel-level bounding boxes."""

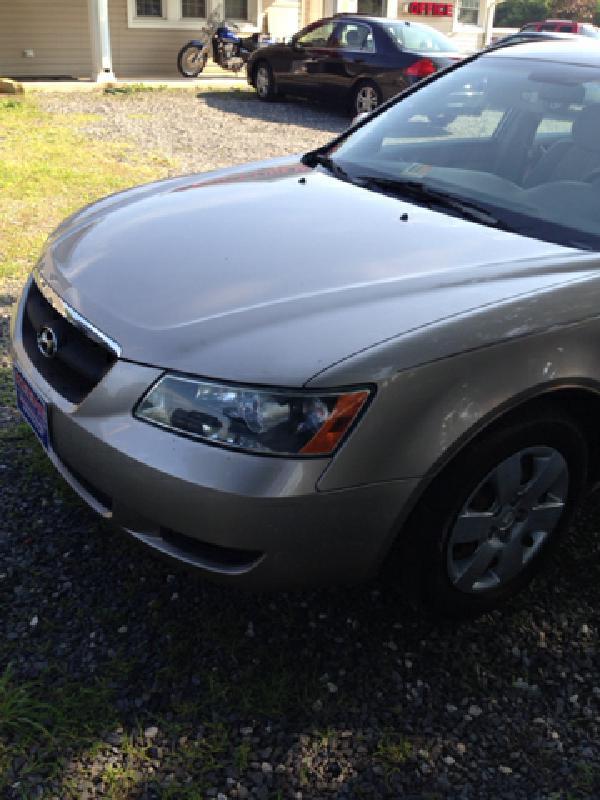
[{"left": 403, "top": 163, "right": 433, "bottom": 177}]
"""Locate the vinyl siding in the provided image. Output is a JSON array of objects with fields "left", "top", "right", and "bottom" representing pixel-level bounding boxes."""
[
  {"left": 0, "top": 0, "right": 92, "bottom": 78},
  {"left": 300, "top": 0, "right": 322, "bottom": 26}
]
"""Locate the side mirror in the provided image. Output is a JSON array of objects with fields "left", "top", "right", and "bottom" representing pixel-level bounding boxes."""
[{"left": 351, "top": 111, "right": 369, "bottom": 126}]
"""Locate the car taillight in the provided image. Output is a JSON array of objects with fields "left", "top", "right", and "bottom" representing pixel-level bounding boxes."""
[{"left": 405, "top": 58, "right": 437, "bottom": 78}]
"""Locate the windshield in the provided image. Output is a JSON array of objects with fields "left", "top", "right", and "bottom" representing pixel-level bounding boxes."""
[
  {"left": 330, "top": 55, "right": 600, "bottom": 249},
  {"left": 384, "top": 21, "right": 457, "bottom": 53}
]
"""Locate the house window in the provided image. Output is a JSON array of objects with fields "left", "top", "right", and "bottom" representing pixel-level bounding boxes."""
[
  {"left": 128, "top": 0, "right": 248, "bottom": 27},
  {"left": 182, "top": 0, "right": 206, "bottom": 16},
  {"left": 357, "top": 0, "right": 385, "bottom": 15},
  {"left": 457, "top": 0, "right": 479, "bottom": 25},
  {"left": 136, "top": 0, "right": 163, "bottom": 16},
  {"left": 225, "top": 0, "right": 248, "bottom": 19}
]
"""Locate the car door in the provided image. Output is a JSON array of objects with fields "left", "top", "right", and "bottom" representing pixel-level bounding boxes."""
[
  {"left": 277, "top": 20, "right": 336, "bottom": 97},
  {"left": 321, "top": 20, "right": 379, "bottom": 100}
]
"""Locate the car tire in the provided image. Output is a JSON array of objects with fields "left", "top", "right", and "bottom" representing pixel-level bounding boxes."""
[
  {"left": 254, "top": 61, "right": 278, "bottom": 101},
  {"left": 397, "top": 407, "right": 587, "bottom": 618},
  {"left": 350, "top": 80, "right": 382, "bottom": 117}
]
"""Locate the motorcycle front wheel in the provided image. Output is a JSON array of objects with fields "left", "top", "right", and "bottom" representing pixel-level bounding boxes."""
[{"left": 177, "top": 43, "right": 208, "bottom": 78}]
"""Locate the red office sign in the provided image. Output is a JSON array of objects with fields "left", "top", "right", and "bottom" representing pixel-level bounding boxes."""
[{"left": 407, "top": 2, "right": 453, "bottom": 15}]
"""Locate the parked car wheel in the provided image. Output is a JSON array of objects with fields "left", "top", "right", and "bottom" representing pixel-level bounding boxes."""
[
  {"left": 400, "top": 409, "right": 587, "bottom": 618},
  {"left": 254, "top": 61, "right": 278, "bottom": 101},
  {"left": 351, "top": 80, "right": 382, "bottom": 116},
  {"left": 177, "top": 43, "right": 208, "bottom": 78}
]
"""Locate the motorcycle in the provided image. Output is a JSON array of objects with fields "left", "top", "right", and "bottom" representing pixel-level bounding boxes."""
[{"left": 177, "top": 8, "right": 272, "bottom": 78}]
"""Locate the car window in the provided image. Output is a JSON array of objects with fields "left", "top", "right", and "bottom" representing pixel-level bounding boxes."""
[
  {"left": 384, "top": 20, "right": 456, "bottom": 52},
  {"left": 335, "top": 22, "right": 375, "bottom": 52},
  {"left": 535, "top": 116, "right": 573, "bottom": 139},
  {"left": 540, "top": 23, "right": 558, "bottom": 31},
  {"left": 296, "top": 22, "right": 335, "bottom": 48},
  {"left": 558, "top": 24, "right": 573, "bottom": 32},
  {"left": 379, "top": 107, "right": 505, "bottom": 145}
]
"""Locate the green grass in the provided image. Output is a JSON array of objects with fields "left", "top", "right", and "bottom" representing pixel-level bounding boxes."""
[
  {"left": 0, "top": 95, "right": 172, "bottom": 283},
  {"left": 103, "top": 82, "right": 169, "bottom": 95},
  {"left": 0, "top": 95, "right": 177, "bottom": 796},
  {"left": 234, "top": 740, "right": 251, "bottom": 773},
  {"left": 375, "top": 734, "right": 413, "bottom": 766},
  {"left": 0, "top": 665, "right": 119, "bottom": 792},
  {"left": 0, "top": 365, "right": 16, "bottom": 408},
  {"left": 374, "top": 732, "right": 414, "bottom": 787}
]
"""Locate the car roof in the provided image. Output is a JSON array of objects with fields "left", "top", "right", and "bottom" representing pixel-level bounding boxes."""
[
  {"left": 485, "top": 38, "right": 600, "bottom": 64},
  {"left": 495, "top": 31, "right": 580, "bottom": 44},
  {"left": 512, "top": 30, "right": 578, "bottom": 37},
  {"left": 331, "top": 14, "right": 425, "bottom": 25}
]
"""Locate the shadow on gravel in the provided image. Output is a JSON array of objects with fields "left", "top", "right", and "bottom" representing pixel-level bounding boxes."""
[
  {"left": 0, "top": 293, "right": 17, "bottom": 308},
  {"left": 2, "top": 420, "right": 600, "bottom": 798},
  {"left": 199, "top": 90, "right": 349, "bottom": 135}
]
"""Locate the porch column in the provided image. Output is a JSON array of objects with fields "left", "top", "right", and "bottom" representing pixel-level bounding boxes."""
[
  {"left": 385, "top": 0, "right": 397, "bottom": 17},
  {"left": 481, "top": 0, "right": 498, "bottom": 45},
  {"left": 256, "top": 0, "right": 264, "bottom": 32},
  {"left": 88, "top": 0, "right": 115, "bottom": 82}
]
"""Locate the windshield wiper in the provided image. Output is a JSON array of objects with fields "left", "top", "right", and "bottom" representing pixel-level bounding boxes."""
[
  {"left": 357, "top": 176, "right": 516, "bottom": 231},
  {"left": 302, "top": 151, "right": 352, "bottom": 182}
]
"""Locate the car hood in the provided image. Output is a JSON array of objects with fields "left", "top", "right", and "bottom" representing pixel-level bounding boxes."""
[{"left": 38, "top": 156, "right": 598, "bottom": 386}]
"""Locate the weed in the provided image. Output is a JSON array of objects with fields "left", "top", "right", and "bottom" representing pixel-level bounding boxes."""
[
  {"left": 374, "top": 732, "right": 413, "bottom": 779},
  {"left": 0, "top": 98, "right": 24, "bottom": 111},
  {"left": 104, "top": 83, "right": 168, "bottom": 95},
  {"left": 234, "top": 740, "right": 251, "bottom": 772},
  {"left": 0, "top": 665, "right": 119, "bottom": 792}
]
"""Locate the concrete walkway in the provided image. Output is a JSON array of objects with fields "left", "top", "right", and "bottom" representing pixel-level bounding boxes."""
[{"left": 1, "top": 64, "right": 247, "bottom": 93}]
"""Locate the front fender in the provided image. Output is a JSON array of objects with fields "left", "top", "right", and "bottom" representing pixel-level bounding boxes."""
[{"left": 315, "top": 313, "right": 600, "bottom": 492}]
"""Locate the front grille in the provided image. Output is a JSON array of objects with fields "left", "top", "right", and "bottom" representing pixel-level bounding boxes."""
[{"left": 22, "top": 280, "right": 117, "bottom": 404}]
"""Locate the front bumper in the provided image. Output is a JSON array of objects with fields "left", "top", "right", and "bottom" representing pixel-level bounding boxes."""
[{"left": 11, "top": 281, "right": 418, "bottom": 589}]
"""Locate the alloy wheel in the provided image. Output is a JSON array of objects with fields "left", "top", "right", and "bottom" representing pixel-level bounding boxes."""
[
  {"left": 446, "top": 446, "right": 569, "bottom": 593},
  {"left": 355, "top": 85, "right": 379, "bottom": 114},
  {"left": 256, "top": 66, "right": 271, "bottom": 98}
]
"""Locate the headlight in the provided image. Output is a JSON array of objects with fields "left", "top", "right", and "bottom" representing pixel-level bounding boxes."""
[{"left": 134, "top": 375, "right": 371, "bottom": 456}]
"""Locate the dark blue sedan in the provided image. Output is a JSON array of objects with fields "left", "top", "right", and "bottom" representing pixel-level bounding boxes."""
[{"left": 247, "top": 14, "right": 462, "bottom": 116}]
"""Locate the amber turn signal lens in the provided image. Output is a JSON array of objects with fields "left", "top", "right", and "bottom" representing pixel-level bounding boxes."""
[{"left": 300, "top": 391, "right": 370, "bottom": 455}]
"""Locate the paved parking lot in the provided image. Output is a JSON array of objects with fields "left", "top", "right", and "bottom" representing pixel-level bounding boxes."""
[{"left": 2, "top": 89, "right": 600, "bottom": 800}]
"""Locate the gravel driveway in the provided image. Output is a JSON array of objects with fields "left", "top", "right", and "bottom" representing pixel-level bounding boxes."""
[
  {"left": 2, "top": 90, "right": 600, "bottom": 800},
  {"left": 36, "top": 88, "right": 348, "bottom": 176}
]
